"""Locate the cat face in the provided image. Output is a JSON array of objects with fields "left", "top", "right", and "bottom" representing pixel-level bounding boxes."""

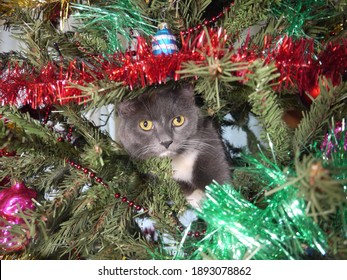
[{"left": 117, "top": 84, "right": 200, "bottom": 159}]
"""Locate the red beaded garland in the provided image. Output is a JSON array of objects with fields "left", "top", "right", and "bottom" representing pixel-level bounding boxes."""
[
  {"left": 176, "top": 226, "right": 204, "bottom": 237},
  {"left": 95, "top": 177, "right": 102, "bottom": 183},
  {"left": 67, "top": 127, "right": 73, "bottom": 142},
  {"left": 135, "top": 205, "right": 142, "bottom": 211},
  {"left": 66, "top": 158, "right": 206, "bottom": 238},
  {"left": 0, "top": 149, "right": 16, "bottom": 157},
  {"left": 42, "top": 108, "right": 51, "bottom": 125}
]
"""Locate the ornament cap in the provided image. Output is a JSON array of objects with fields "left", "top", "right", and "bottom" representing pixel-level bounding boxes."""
[{"left": 158, "top": 22, "right": 169, "bottom": 30}]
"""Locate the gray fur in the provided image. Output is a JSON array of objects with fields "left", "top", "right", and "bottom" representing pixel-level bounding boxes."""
[{"left": 116, "top": 84, "right": 231, "bottom": 197}]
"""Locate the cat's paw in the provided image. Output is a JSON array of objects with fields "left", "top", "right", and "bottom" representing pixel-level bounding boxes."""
[{"left": 185, "top": 189, "right": 206, "bottom": 209}]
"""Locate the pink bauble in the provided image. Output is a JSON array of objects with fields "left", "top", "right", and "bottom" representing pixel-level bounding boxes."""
[
  {"left": 0, "top": 182, "right": 37, "bottom": 223},
  {"left": 0, "top": 182, "right": 37, "bottom": 252}
]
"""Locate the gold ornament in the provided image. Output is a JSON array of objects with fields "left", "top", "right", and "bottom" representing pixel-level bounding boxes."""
[{"left": 0, "top": 1, "right": 73, "bottom": 30}]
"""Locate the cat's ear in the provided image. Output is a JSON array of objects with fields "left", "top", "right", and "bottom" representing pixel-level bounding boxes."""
[
  {"left": 178, "top": 83, "right": 195, "bottom": 101},
  {"left": 116, "top": 99, "right": 138, "bottom": 117}
]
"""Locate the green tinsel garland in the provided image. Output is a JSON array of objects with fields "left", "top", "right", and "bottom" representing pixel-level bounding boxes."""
[{"left": 72, "top": 0, "right": 155, "bottom": 53}]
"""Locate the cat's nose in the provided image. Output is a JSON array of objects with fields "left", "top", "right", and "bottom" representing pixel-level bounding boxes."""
[{"left": 160, "top": 140, "right": 173, "bottom": 149}]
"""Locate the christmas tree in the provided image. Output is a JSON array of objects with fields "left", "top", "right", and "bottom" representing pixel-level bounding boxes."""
[{"left": 0, "top": 0, "right": 346, "bottom": 260}]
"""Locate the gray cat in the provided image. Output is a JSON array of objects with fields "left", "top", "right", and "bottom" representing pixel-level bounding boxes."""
[{"left": 116, "top": 83, "right": 231, "bottom": 208}]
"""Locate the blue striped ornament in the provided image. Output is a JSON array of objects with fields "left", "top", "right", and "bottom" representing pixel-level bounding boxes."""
[{"left": 152, "top": 23, "right": 178, "bottom": 55}]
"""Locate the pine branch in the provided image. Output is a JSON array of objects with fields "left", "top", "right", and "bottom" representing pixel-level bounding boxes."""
[
  {"left": 132, "top": 157, "right": 188, "bottom": 237},
  {"left": 35, "top": 156, "right": 186, "bottom": 259},
  {"left": 72, "top": 32, "right": 109, "bottom": 53},
  {"left": 179, "top": 50, "right": 249, "bottom": 113},
  {"left": 0, "top": 106, "right": 78, "bottom": 159},
  {"left": 4, "top": 8, "right": 86, "bottom": 66},
  {"left": 246, "top": 60, "right": 292, "bottom": 164},
  {"left": 71, "top": 81, "right": 131, "bottom": 109},
  {"left": 56, "top": 104, "right": 124, "bottom": 172},
  {"left": 136, "top": 0, "right": 212, "bottom": 35},
  {"left": 223, "top": 0, "right": 273, "bottom": 36},
  {"left": 293, "top": 80, "right": 347, "bottom": 152},
  {"left": 294, "top": 154, "right": 346, "bottom": 223},
  {"left": 245, "top": 17, "right": 285, "bottom": 50},
  {"left": 34, "top": 168, "right": 136, "bottom": 258},
  {"left": 179, "top": 0, "right": 212, "bottom": 28}
]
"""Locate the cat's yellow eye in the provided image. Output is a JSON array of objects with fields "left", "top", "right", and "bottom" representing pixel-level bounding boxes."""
[
  {"left": 172, "top": 115, "right": 185, "bottom": 127},
  {"left": 139, "top": 120, "right": 153, "bottom": 131}
]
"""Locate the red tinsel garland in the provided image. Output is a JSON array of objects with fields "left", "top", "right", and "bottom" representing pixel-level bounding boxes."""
[
  {"left": 0, "top": 28, "right": 346, "bottom": 108},
  {"left": 0, "top": 61, "right": 95, "bottom": 108}
]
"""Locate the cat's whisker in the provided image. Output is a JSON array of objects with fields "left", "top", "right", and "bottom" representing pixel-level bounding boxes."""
[
  {"left": 135, "top": 144, "right": 158, "bottom": 158},
  {"left": 178, "top": 144, "right": 214, "bottom": 155},
  {"left": 181, "top": 140, "right": 217, "bottom": 150},
  {"left": 178, "top": 140, "right": 225, "bottom": 157}
]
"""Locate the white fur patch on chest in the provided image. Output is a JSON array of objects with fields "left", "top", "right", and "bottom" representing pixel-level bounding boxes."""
[{"left": 171, "top": 150, "right": 199, "bottom": 183}]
